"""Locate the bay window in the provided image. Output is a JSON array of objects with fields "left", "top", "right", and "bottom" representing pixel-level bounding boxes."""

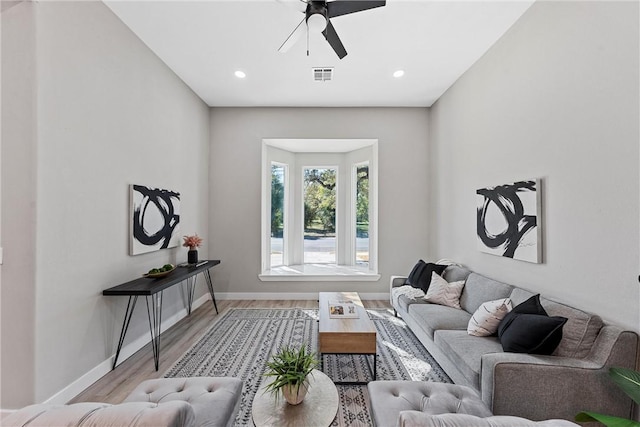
[{"left": 260, "top": 139, "right": 379, "bottom": 281}]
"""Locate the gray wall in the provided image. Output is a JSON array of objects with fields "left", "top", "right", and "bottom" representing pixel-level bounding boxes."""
[
  {"left": 429, "top": 1, "right": 639, "bottom": 331},
  {"left": 1, "top": 1, "right": 210, "bottom": 407},
  {"left": 1, "top": 0, "right": 37, "bottom": 407},
  {"left": 209, "top": 108, "right": 432, "bottom": 295}
]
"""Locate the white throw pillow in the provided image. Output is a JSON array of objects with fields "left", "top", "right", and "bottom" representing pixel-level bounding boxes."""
[
  {"left": 423, "top": 272, "right": 465, "bottom": 309},
  {"left": 467, "top": 298, "right": 513, "bottom": 337}
]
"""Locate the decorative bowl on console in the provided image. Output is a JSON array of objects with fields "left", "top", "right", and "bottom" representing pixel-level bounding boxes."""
[{"left": 143, "top": 264, "right": 176, "bottom": 279}]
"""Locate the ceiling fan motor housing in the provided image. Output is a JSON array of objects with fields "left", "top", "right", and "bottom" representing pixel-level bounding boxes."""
[{"left": 306, "top": 1, "right": 328, "bottom": 32}]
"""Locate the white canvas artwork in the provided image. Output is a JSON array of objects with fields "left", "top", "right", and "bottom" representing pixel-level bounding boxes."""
[
  {"left": 130, "top": 184, "right": 180, "bottom": 255},
  {"left": 476, "top": 179, "right": 542, "bottom": 263}
]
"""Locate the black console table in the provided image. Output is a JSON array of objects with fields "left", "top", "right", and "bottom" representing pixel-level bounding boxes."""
[{"left": 103, "top": 260, "right": 220, "bottom": 370}]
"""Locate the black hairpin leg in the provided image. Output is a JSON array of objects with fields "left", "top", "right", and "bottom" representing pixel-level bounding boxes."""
[
  {"left": 145, "top": 292, "right": 163, "bottom": 371},
  {"left": 185, "top": 276, "right": 197, "bottom": 315},
  {"left": 112, "top": 295, "right": 138, "bottom": 370},
  {"left": 204, "top": 269, "right": 218, "bottom": 314}
]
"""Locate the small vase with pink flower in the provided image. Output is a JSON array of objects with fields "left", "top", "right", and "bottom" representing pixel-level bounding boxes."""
[{"left": 183, "top": 234, "right": 203, "bottom": 264}]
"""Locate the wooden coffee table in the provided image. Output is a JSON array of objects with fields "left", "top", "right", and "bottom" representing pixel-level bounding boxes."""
[
  {"left": 318, "top": 291, "right": 377, "bottom": 384},
  {"left": 252, "top": 369, "right": 338, "bottom": 427}
]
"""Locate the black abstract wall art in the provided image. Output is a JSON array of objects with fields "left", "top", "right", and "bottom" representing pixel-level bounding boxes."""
[
  {"left": 130, "top": 184, "right": 180, "bottom": 255},
  {"left": 476, "top": 179, "right": 542, "bottom": 263}
]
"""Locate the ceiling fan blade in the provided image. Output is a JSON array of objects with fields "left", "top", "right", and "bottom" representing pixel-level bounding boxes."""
[
  {"left": 279, "top": 17, "right": 306, "bottom": 53},
  {"left": 322, "top": 20, "right": 347, "bottom": 59},
  {"left": 327, "top": 0, "right": 385, "bottom": 19},
  {"left": 275, "top": 0, "right": 308, "bottom": 13}
]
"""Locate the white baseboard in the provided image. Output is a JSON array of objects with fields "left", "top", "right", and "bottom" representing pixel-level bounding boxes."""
[
  {"left": 43, "top": 293, "right": 212, "bottom": 405},
  {"left": 217, "top": 292, "right": 390, "bottom": 300}
]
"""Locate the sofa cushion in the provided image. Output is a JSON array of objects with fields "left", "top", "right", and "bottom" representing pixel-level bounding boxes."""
[
  {"left": 467, "top": 298, "right": 512, "bottom": 337},
  {"left": 441, "top": 265, "right": 472, "bottom": 283},
  {"left": 499, "top": 313, "right": 568, "bottom": 354},
  {"left": 508, "top": 287, "right": 537, "bottom": 306},
  {"left": 434, "top": 330, "right": 503, "bottom": 390},
  {"left": 424, "top": 273, "right": 465, "bottom": 309},
  {"left": 539, "top": 296, "right": 604, "bottom": 358},
  {"left": 397, "top": 293, "right": 430, "bottom": 314},
  {"left": 459, "top": 273, "right": 514, "bottom": 315},
  {"left": 408, "top": 303, "right": 472, "bottom": 339}
]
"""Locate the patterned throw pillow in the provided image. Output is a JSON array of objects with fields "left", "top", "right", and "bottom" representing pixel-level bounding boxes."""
[
  {"left": 467, "top": 298, "right": 513, "bottom": 337},
  {"left": 423, "top": 272, "right": 465, "bottom": 309}
]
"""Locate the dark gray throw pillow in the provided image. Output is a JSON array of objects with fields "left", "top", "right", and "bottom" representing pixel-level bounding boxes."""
[
  {"left": 404, "top": 260, "right": 427, "bottom": 288},
  {"left": 499, "top": 313, "right": 567, "bottom": 354},
  {"left": 415, "top": 263, "right": 448, "bottom": 293},
  {"left": 498, "top": 294, "right": 547, "bottom": 338}
]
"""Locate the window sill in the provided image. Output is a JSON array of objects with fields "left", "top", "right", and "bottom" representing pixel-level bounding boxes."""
[{"left": 259, "top": 264, "right": 380, "bottom": 282}]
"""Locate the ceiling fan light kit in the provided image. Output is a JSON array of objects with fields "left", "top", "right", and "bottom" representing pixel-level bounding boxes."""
[
  {"left": 307, "top": 13, "right": 327, "bottom": 33},
  {"left": 277, "top": 0, "right": 386, "bottom": 59}
]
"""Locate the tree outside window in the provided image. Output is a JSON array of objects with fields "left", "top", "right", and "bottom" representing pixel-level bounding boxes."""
[
  {"left": 304, "top": 168, "right": 336, "bottom": 263},
  {"left": 271, "top": 164, "right": 285, "bottom": 266}
]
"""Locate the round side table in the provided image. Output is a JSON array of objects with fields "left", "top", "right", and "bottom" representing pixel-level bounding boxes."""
[{"left": 252, "top": 369, "right": 339, "bottom": 427}]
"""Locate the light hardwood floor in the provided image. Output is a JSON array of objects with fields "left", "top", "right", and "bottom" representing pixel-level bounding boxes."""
[{"left": 70, "top": 298, "right": 391, "bottom": 404}]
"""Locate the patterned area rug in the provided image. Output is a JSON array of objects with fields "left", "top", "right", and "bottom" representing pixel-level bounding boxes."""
[{"left": 165, "top": 308, "right": 451, "bottom": 426}]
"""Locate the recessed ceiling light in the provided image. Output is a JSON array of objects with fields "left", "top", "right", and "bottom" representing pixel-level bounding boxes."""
[
  {"left": 234, "top": 70, "right": 246, "bottom": 79},
  {"left": 393, "top": 70, "right": 405, "bottom": 78}
]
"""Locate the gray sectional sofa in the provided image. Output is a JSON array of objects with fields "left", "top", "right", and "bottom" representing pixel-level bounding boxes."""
[{"left": 390, "top": 265, "right": 639, "bottom": 422}]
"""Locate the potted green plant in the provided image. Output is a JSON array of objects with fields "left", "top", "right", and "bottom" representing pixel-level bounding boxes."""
[
  {"left": 263, "top": 345, "right": 318, "bottom": 405},
  {"left": 576, "top": 367, "right": 640, "bottom": 427}
]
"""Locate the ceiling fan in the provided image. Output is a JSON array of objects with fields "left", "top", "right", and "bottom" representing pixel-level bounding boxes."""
[{"left": 277, "top": 0, "right": 386, "bottom": 59}]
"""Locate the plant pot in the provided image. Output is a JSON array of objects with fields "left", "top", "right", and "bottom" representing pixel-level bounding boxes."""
[
  {"left": 282, "top": 382, "right": 309, "bottom": 405},
  {"left": 187, "top": 249, "right": 198, "bottom": 264}
]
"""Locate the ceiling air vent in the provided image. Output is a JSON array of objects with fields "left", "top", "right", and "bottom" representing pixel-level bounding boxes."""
[{"left": 313, "top": 67, "right": 333, "bottom": 82}]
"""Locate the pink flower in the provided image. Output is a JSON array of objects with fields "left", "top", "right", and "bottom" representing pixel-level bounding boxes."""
[{"left": 183, "top": 234, "right": 203, "bottom": 249}]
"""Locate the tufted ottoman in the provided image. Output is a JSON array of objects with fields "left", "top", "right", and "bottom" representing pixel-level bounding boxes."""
[
  {"left": 124, "top": 377, "right": 243, "bottom": 427},
  {"left": 368, "top": 381, "right": 492, "bottom": 426},
  {"left": 368, "top": 381, "right": 580, "bottom": 427}
]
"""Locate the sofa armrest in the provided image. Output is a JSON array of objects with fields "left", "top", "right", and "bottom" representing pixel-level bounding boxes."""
[
  {"left": 390, "top": 275, "right": 408, "bottom": 305},
  {"left": 390, "top": 275, "right": 407, "bottom": 289},
  {"left": 481, "top": 326, "right": 639, "bottom": 422}
]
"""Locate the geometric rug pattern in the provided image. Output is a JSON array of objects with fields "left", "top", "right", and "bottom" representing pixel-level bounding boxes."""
[{"left": 165, "top": 308, "right": 451, "bottom": 426}]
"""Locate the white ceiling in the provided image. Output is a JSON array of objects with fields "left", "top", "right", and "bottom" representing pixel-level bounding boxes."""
[{"left": 104, "top": 0, "right": 534, "bottom": 107}]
